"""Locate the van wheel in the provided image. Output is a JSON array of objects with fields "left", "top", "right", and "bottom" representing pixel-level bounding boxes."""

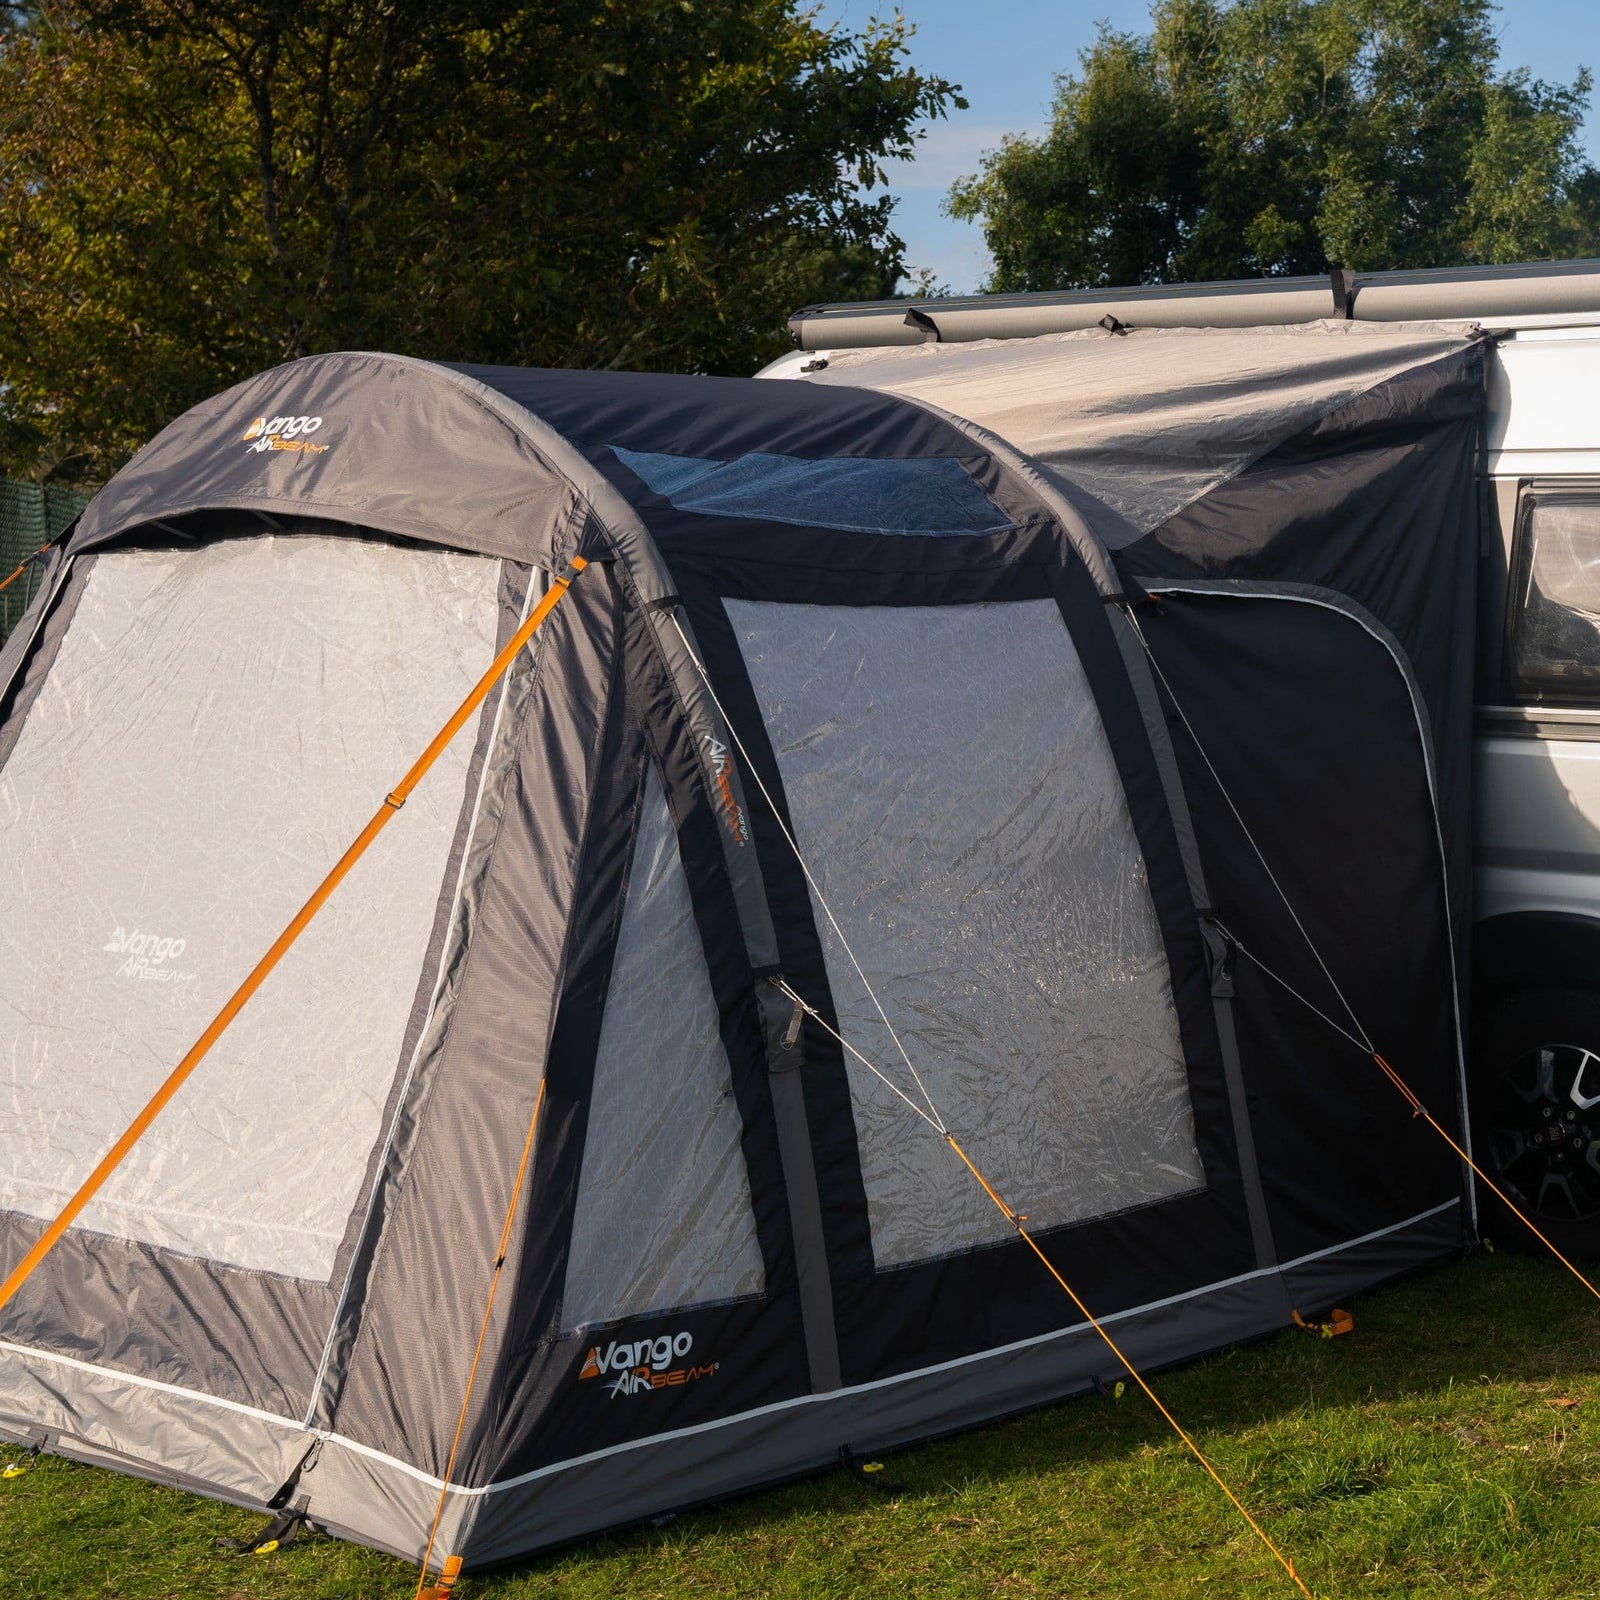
[{"left": 1471, "top": 987, "right": 1600, "bottom": 1259}]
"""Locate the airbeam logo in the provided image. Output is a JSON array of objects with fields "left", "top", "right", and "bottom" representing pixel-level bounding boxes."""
[
  {"left": 103, "top": 927, "right": 195, "bottom": 984},
  {"left": 704, "top": 735, "right": 750, "bottom": 847},
  {"left": 242, "top": 412, "right": 329, "bottom": 457},
  {"left": 578, "top": 1330, "right": 719, "bottom": 1399}
]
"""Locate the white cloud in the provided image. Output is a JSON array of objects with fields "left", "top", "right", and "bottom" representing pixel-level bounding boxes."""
[{"left": 885, "top": 118, "right": 1048, "bottom": 190}]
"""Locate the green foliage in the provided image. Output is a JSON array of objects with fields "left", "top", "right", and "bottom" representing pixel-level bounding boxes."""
[
  {"left": 8, "top": 1255, "right": 1600, "bottom": 1597},
  {"left": 0, "top": 476, "right": 81, "bottom": 634},
  {"left": 949, "top": 0, "right": 1600, "bottom": 293},
  {"left": 0, "top": 0, "right": 960, "bottom": 481}
]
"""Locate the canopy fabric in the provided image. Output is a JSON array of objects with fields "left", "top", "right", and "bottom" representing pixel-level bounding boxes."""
[
  {"left": 0, "top": 334, "right": 1480, "bottom": 1570},
  {"left": 803, "top": 319, "right": 1478, "bottom": 544}
]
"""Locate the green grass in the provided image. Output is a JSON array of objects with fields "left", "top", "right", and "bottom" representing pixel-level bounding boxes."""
[{"left": 7, "top": 1251, "right": 1600, "bottom": 1599}]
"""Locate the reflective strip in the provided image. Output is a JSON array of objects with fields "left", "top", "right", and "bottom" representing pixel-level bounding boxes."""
[
  {"left": 0, "top": 1338, "right": 308, "bottom": 1436},
  {"left": 357, "top": 1195, "right": 1462, "bottom": 1499}
]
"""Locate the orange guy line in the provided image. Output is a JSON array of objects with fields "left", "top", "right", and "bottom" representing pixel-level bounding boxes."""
[
  {"left": 0, "top": 543, "right": 51, "bottom": 596},
  {"left": 944, "top": 1132, "right": 1315, "bottom": 1599},
  {"left": 1371, "top": 1050, "right": 1600, "bottom": 1306},
  {"left": 0, "top": 557, "right": 588, "bottom": 1317},
  {"left": 413, "top": 1078, "right": 548, "bottom": 1599}
]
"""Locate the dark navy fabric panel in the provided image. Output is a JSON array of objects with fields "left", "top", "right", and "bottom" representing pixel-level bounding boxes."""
[
  {"left": 1117, "top": 344, "right": 1482, "bottom": 989},
  {"left": 1133, "top": 591, "right": 1465, "bottom": 1261},
  {"left": 661, "top": 532, "right": 1251, "bottom": 1388},
  {"left": 452, "top": 364, "right": 990, "bottom": 464}
]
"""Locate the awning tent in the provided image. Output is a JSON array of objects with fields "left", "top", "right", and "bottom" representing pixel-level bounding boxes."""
[{"left": 0, "top": 330, "right": 1480, "bottom": 1567}]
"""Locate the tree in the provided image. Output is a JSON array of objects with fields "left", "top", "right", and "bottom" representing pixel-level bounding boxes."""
[
  {"left": 0, "top": 0, "right": 960, "bottom": 481},
  {"left": 948, "top": 0, "right": 1600, "bottom": 293}
]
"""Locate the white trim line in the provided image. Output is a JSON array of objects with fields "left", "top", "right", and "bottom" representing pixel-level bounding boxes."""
[
  {"left": 5, "top": 1198, "right": 1458, "bottom": 1496},
  {"left": 0, "top": 1337, "right": 310, "bottom": 1438},
  {"left": 463, "top": 1196, "right": 1460, "bottom": 1496},
  {"left": 363, "top": 1195, "right": 1463, "bottom": 1497}
]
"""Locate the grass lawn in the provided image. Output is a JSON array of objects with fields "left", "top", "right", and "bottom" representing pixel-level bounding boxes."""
[{"left": 6, "top": 1249, "right": 1600, "bottom": 1599}]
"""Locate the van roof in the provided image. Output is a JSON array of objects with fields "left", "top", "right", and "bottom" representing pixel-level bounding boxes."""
[{"left": 787, "top": 257, "right": 1600, "bottom": 351}]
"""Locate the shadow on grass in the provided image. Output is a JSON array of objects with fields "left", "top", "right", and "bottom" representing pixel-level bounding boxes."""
[
  {"left": 10, "top": 1249, "right": 1600, "bottom": 1600},
  {"left": 496, "top": 1249, "right": 1600, "bottom": 1582}
]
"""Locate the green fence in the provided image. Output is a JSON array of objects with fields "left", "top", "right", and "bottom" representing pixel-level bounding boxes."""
[{"left": 0, "top": 479, "right": 90, "bottom": 639}]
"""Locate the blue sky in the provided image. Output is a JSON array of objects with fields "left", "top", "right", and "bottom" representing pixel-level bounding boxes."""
[{"left": 819, "top": 0, "right": 1600, "bottom": 293}]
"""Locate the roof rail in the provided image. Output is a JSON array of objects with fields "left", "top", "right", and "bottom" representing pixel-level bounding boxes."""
[{"left": 787, "top": 258, "right": 1600, "bottom": 350}]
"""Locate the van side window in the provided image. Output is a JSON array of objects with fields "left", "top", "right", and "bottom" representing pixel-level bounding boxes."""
[{"left": 1512, "top": 492, "right": 1600, "bottom": 700}]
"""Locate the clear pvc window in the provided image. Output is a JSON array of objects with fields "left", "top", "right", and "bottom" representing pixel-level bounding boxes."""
[
  {"left": 0, "top": 535, "right": 502, "bottom": 1280},
  {"left": 728, "top": 598, "right": 1202, "bottom": 1270},
  {"left": 560, "top": 765, "right": 765, "bottom": 1330},
  {"left": 611, "top": 446, "right": 1014, "bottom": 537}
]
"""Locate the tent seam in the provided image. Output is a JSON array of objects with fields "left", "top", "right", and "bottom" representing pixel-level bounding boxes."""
[{"left": 302, "top": 559, "right": 553, "bottom": 1430}]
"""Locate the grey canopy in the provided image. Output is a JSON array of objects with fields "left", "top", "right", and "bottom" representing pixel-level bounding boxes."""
[{"left": 0, "top": 333, "right": 1479, "bottom": 1570}]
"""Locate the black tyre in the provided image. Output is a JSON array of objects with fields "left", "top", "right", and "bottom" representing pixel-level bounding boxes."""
[{"left": 1471, "top": 986, "right": 1600, "bottom": 1259}]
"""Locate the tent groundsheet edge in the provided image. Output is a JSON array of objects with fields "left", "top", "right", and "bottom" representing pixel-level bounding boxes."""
[{"left": 0, "top": 1198, "right": 1459, "bottom": 1565}]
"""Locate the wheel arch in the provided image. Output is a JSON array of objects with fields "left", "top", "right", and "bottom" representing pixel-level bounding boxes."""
[{"left": 1473, "top": 910, "right": 1600, "bottom": 1012}]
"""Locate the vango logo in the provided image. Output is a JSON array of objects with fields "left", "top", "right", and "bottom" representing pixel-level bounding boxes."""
[
  {"left": 578, "top": 1330, "right": 719, "bottom": 1399},
  {"left": 103, "top": 926, "right": 195, "bottom": 984},
  {"left": 242, "top": 413, "right": 329, "bottom": 456},
  {"left": 103, "top": 927, "right": 185, "bottom": 962}
]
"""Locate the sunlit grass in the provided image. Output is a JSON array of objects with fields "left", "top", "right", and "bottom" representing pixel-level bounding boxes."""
[{"left": 7, "top": 1252, "right": 1600, "bottom": 1598}]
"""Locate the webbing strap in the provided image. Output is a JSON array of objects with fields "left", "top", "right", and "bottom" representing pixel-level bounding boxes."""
[
  {"left": 0, "top": 557, "right": 588, "bottom": 1319},
  {"left": 1292, "top": 1307, "right": 1354, "bottom": 1339},
  {"left": 217, "top": 1496, "right": 310, "bottom": 1555}
]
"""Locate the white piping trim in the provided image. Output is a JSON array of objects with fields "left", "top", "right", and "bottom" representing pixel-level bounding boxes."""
[
  {"left": 0, "top": 1196, "right": 1458, "bottom": 1497},
  {"left": 335, "top": 1195, "right": 1464, "bottom": 1497},
  {"left": 0, "top": 1337, "right": 310, "bottom": 1437},
  {"left": 1139, "top": 581, "right": 1476, "bottom": 1228}
]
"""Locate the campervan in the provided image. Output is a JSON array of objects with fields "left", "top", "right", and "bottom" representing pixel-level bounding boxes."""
[{"left": 763, "top": 259, "right": 1600, "bottom": 1258}]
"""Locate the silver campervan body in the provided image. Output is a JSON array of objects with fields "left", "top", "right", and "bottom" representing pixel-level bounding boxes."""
[
  {"left": 1477, "top": 321, "right": 1600, "bottom": 962},
  {"left": 766, "top": 261, "right": 1600, "bottom": 1254}
]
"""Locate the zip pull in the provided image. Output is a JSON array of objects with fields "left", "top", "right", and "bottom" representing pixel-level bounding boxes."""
[
  {"left": 782, "top": 993, "right": 805, "bottom": 1051},
  {"left": 765, "top": 974, "right": 807, "bottom": 1051}
]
